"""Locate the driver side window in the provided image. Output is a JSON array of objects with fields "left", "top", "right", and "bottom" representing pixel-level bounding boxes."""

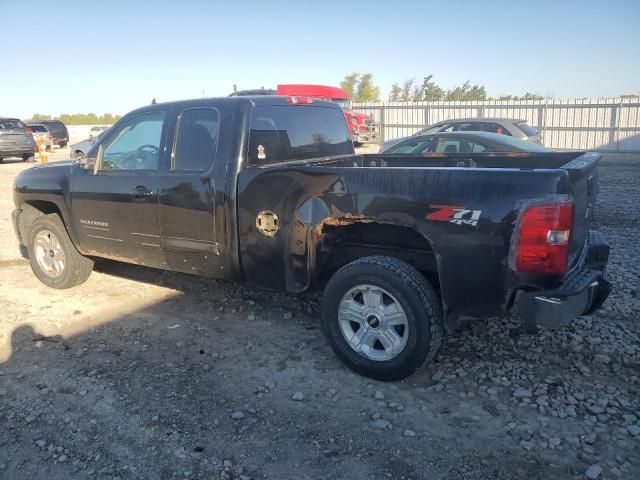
[{"left": 98, "top": 112, "right": 165, "bottom": 171}]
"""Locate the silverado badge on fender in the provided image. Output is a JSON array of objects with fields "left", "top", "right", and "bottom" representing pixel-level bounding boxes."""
[{"left": 426, "top": 204, "right": 482, "bottom": 227}]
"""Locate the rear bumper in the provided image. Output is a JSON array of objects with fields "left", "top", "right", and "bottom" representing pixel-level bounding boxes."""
[
  {"left": 514, "top": 230, "right": 611, "bottom": 330},
  {"left": 0, "top": 146, "right": 35, "bottom": 156}
]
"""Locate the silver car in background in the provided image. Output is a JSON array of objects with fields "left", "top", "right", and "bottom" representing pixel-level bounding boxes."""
[{"left": 383, "top": 118, "right": 542, "bottom": 151}]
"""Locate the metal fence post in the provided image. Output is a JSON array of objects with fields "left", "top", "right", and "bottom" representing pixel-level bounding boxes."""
[
  {"left": 609, "top": 103, "right": 619, "bottom": 152},
  {"left": 379, "top": 105, "right": 386, "bottom": 144},
  {"left": 537, "top": 103, "right": 546, "bottom": 145}
]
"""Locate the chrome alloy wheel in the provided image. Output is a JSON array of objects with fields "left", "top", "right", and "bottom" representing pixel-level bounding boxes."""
[
  {"left": 34, "top": 229, "right": 66, "bottom": 278},
  {"left": 338, "top": 284, "right": 409, "bottom": 361}
]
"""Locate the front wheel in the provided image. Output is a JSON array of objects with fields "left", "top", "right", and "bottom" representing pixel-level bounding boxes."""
[
  {"left": 322, "top": 256, "right": 443, "bottom": 381},
  {"left": 27, "top": 214, "right": 93, "bottom": 289}
]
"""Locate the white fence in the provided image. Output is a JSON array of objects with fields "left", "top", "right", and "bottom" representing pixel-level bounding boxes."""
[{"left": 352, "top": 98, "right": 640, "bottom": 152}]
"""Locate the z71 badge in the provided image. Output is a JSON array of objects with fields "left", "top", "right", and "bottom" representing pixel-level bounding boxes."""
[{"left": 425, "top": 204, "right": 482, "bottom": 227}]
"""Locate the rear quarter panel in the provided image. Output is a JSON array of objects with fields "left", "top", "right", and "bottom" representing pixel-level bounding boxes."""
[{"left": 237, "top": 165, "right": 570, "bottom": 321}]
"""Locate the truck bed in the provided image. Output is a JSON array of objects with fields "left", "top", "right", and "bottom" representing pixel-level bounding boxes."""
[{"left": 304, "top": 151, "right": 587, "bottom": 170}]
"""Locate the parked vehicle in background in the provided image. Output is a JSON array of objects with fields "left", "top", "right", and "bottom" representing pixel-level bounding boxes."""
[
  {"left": 89, "top": 126, "right": 109, "bottom": 139},
  {"left": 383, "top": 118, "right": 542, "bottom": 151},
  {"left": 381, "top": 131, "right": 549, "bottom": 154},
  {"left": 39, "top": 120, "right": 69, "bottom": 147},
  {"left": 26, "top": 124, "right": 53, "bottom": 151},
  {"left": 276, "top": 85, "right": 379, "bottom": 145},
  {"left": 70, "top": 129, "right": 109, "bottom": 159},
  {"left": 12, "top": 95, "right": 610, "bottom": 381},
  {"left": 230, "top": 84, "right": 379, "bottom": 145},
  {"left": 0, "top": 117, "right": 37, "bottom": 162}
]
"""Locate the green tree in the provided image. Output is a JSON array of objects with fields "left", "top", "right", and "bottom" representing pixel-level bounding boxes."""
[
  {"left": 354, "top": 73, "right": 381, "bottom": 102},
  {"left": 445, "top": 81, "right": 487, "bottom": 101},
  {"left": 389, "top": 83, "right": 403, "bottom": 101},
  {"left": 340, "top": 72, "right": 360, "bottom": 99},
  {"left": 28, "top": 113, "right": 52, "bottom": 122},
  {"left": 421, "top": 75, "right": 445, "bottom": 101},
  {"left": 400, "top": 78, "right": 415, "bottom": 101}
]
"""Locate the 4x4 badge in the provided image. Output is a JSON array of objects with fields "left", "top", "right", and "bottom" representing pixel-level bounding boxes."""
[{"left": 426, "top": 204, "right": 482, "bottom": 227}]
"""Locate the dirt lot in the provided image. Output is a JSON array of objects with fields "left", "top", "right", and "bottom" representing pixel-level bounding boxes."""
[{"left": 0, "top": 151, "right": 639, "bottom": 480}]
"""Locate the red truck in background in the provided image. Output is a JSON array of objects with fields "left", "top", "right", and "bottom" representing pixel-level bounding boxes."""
[
  {"left": 230, "top": 84, "right": 379, "bottom": 145},
  {"left": 276, "top": 85, "right": 379, "bottom": 145}
]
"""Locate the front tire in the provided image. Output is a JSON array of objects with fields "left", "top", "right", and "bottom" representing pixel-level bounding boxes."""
[
  {"left": 27, "top": 214, "right": 93, "bottom": 289},
  {"left": 322, "top": 256, "right": 443, "bottom": 381}
]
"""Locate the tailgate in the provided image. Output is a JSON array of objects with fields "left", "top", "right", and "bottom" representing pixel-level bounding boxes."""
[{"left": 562, "top": 152, "right": 601, "bottom": 266}]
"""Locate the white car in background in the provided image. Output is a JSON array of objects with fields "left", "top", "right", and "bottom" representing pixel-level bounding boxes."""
[
  {"left": 89, "top": 125, "right": 109, "bottom": 139},
  {"left": 70, "top": 128, "right": 109, "bottom": 159}
]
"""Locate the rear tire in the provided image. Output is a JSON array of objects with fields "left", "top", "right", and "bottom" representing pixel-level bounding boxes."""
[
  {"left": 27, "top": 214, "right": 93, "bottom": 289},
  {"left": 22, "top": 154, "right": 35, "bottom": 162},
  {"left": 322, "top": 256, "right": 443, "bottom": 381}
]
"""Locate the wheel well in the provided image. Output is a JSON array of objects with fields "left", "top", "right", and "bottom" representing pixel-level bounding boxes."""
[
  {"left": 316, "top": 223, "right": 440, "bottom": 291},
  {"left": 23, "top": 200, "right": 62, "bottom": 217},
  {"left": 18, "top": 201, "right": 64, "bottom": 242}
]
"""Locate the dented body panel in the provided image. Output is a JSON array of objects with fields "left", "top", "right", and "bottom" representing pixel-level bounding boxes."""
[{"left": 12, "top": 96, "right": 610, "bottom": 328}]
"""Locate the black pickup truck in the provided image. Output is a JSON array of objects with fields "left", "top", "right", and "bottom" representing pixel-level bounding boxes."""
[{"left": 12, "top": 96, "right": 611, "bottom": 380}]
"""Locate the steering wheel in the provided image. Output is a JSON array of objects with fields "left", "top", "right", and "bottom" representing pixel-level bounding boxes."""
[{"left": 118, "top": 144, "right": 159, "bottom": 169}]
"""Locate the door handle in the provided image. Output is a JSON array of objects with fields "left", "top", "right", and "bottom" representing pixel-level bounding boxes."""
[{"left": 130, "top": 186, "right": 153, "bottom": 199}]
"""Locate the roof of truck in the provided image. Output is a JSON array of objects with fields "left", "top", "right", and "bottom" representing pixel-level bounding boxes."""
[{"left": 276, "top": 84, "right": 350, "bottom": 100}]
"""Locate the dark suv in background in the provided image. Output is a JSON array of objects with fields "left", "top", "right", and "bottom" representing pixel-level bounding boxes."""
[
  {"left": 0, "top": 118, "right": 37, "bottom": 163},
  {"left": 39, "top": 120, "right": 69, "bottom": 147}
]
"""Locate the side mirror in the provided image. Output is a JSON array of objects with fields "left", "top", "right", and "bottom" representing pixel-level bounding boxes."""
[{"left": 78, "top": 156, "right": 95, "bottom": 169}]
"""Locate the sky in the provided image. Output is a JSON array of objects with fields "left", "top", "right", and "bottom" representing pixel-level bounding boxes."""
[{"left": 1, "top": 0, "right": 639, "bottom": 118}]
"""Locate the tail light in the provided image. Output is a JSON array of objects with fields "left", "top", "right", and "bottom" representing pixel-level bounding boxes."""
[
  {"left": 515, "top": 202, "right": 574, "bottom": 274},
  {"left": 25, "top": 127, "right": 32, "bottom": 134},
  {"left": 349, "top": 117, "right": 358, "bottom": 126},
  {"left": 286, "top": 96, "right": 313, "bottom": 105},
  {"left": 49, "top": 133, "right": 53, "bottom": 140}
]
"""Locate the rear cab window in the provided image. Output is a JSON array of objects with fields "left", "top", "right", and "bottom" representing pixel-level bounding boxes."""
[
  {"left": 248, "top": 105, "right": 353, "bottom": 165},
  {"left": 29, "top": 125, "right": 48, "bottom": 132}
]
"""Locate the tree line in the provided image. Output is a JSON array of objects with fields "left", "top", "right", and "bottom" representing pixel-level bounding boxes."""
[
  {"left": 27, "top": 113, "right": 122, "bottom": 125},
  {"left": 340, "top": 72, "right": 546, "bottom": 102}
]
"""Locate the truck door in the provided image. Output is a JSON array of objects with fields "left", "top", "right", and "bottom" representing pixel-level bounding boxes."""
[
  {"left": 69, "top": 111, "right": 167, "bottom": 268},
  {"left": 157, "top": 106, "right": 228, "bottom": 277}
]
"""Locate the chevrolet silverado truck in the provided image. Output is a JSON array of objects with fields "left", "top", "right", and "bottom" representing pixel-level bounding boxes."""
[{"left": 12, "top": 95, "right": 611, "bottom": 380}]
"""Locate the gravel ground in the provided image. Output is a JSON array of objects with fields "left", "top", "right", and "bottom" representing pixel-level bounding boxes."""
[{"left": 0, "top": 151, "right": 638, "bottom": 480}]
